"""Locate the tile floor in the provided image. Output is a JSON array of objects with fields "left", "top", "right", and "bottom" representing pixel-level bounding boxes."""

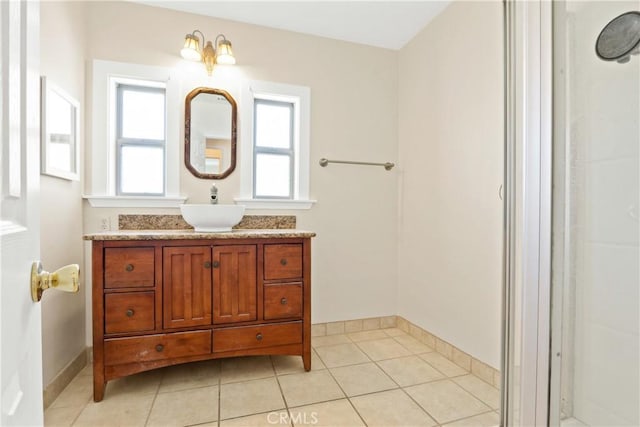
[{"left": 45, "top": 328, "right": 500, "bottom": 427}]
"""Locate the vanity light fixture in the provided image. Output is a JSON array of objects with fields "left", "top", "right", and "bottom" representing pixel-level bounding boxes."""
[{"left": 180, "top": 30, "right": 236, "bottom": 76}]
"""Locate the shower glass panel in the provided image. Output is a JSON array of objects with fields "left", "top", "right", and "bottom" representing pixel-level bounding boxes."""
[{"left": 551, "top": 1, "right": 640, "bottom": 426}]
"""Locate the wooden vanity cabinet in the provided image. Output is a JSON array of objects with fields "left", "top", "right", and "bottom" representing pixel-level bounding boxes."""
[{"left": 90, "top": 236, "right": 311, "bottom": 402}]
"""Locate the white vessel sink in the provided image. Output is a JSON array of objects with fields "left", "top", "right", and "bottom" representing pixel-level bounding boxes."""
[{"left": 180, "top": 204, "right": 245, "bottom": 232}]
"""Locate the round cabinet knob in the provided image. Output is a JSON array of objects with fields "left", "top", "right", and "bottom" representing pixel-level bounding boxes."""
[
  {"left": 280, "top": 297, "right": 288, "bottom": 305},
  {"left": 280, "top": 258, "right": 288, "bottom": 266},
  {"left": 125, "top": 309, "right": 134, "bottom": 317},
  {"left": 204, "top": 261, "right": 212, "bottom": 269},
  {"left": 212, "top": 261, "right": 220, "bottom": 268},
  {"left": 125, "top": 264, "right": 134, "bottom": 272},
  {"left": 155, "top": 344, "right": 164, "bottom": 352},
  {"left": 256, "top": 333, "right": 263, "bottom": 341}
]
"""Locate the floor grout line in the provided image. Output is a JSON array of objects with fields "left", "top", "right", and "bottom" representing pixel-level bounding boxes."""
[
  {"left": 217, "top": 361, "right": 222, "bottom": 427},
  {"left": 269, "top": 356, "right": 294, "bottom": 427}
]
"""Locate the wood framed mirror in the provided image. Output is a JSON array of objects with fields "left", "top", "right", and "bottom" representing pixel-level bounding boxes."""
[{"left": 185, "top": 87, "right": 237, "bottom": 179}]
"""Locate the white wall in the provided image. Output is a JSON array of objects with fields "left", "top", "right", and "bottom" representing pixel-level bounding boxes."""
[
  {"left": 82, "top": 1, "right": 399, "bottom": 327},
  {"left": 40, "top": 1, "right": 87, "bottom": 387},
  {"left": 397, "top": 1, "right": 504, "bottom": 368},
  {"left": 562, "top": 1, "right": 640, "bottom": 424}
]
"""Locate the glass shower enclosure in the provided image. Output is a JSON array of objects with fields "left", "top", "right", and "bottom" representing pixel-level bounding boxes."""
[
  {"left": 550, "top": 1, "right": 640, "bottom": 425},
  {"left": 502, "top": 0, "right": 639, "bottom": 424}
]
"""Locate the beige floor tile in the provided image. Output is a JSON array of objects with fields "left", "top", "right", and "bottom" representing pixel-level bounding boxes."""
[
  {"left": 383, "top": 328, "right": 408, "bottom": 337},
  {"left": 44, "top": 405, "right": 83, "bottom": 427},
  {"left": 347, "top": 329, "right": 389, "bottom": 342},
  {"left": 378, "top": 355, "right": 445, "bottom": 387},
  {"left": 405, "top": 379, "right": 491, "bottom": 424},
  {"left": 271, "top": 350, "right": 325, "bottom": 375},
  {"left": 453, "top": 374, "right": 500, "bottom": 409},
  {"left": 393, "top": 334, "right": 434, "bottom": 354},
  {"left": 330, "top": 363, "right": 397, "bottom": 396},
  {"left": 311, "top": 334, "right": 351, "bottom": 347},
  {"left": 351, "top": 389, "right": 437, "bottom": 427},
  {"left": 50, "top": 374, "right": 92, "bottom": 409},
  {"left": 442, "top": 410, "right": 500, "bottom": 426},
  {"left": 158, "top": 359, "right": 220, "bottom": 393},
  {"left": 147, "top": 385, "right": 218, "bottom": 426},
  {"left": 356, "top": 338, "right": 412, "bottom": 361},
  {"left": 220, "top": 411, "right": 291, "bottom": 426},
  {"left": 73, "top": 393, "right": 155, "bottom": 427},
  {"left": 220, "top": 356, "right": 275, "bottom": 384},
  {"left": 289, "top": 399, "right": 364, "bottom": 427},
  {"left": 420, "top": 352, "right": 468, "bottom": 377},
  {"left": 220, "top": 377, "right": 285, "bottom": 420},
  {"left": 278, "top": 370, "right": 344, "bottom": 407},
  {"left": 314, "top": 343, "right": 370, "bottom": 368},
  {"left": 103, "top": 369, "right": 162, "bottom": 397}
]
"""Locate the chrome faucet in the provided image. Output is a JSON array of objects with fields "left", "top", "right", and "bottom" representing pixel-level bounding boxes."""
[{"left": 210, "top": 184, "right": 218, "bottom": 204}]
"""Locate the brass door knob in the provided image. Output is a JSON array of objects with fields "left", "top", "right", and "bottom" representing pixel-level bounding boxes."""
[
  {"left": 31, "top": 261, "right": 80, "bottom": 302},
  {"left": 204, "top": 261, "right": 212, "bottom": 269},
  {"left": 126, "top": 309, "right": 134, "bottom": 317},
  {"left": 125, "top": 264, "right": 134, "bottom": 272},
  {"left": 256, "top": 333, "right": 263, "bottom": 341},
  {"left": 280, "top": 297, "right": 288, "bottom": 305},
  {"left": 280, "top": 258, "right": 287, "bottom": 266},
  {"left": 155, "top": 344, "right": 164, "bottom": 352},
  {"left": 212, "top": 261, "right": 220, "bottom": 268}
]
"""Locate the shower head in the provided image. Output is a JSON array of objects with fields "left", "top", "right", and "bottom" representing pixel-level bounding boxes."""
[{"left": 595, "top": 11, "right": 640, "bottom": 63}]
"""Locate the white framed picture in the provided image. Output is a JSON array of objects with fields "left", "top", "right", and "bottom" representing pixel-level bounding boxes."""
[{"left": 41, "top": 76, "right": 79, "bottom": 181}]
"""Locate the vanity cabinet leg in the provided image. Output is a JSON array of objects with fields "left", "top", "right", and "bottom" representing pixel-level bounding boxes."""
[
  {"left": 93, "top": 369, "right": 105, "bottom": 402},
  {"left": 303, "top": 350, "right": 311, "bottom": 371}
]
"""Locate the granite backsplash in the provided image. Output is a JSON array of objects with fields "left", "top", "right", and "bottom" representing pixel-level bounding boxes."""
[{"left": 118, "top": 214, "right": 296, "bottom": 231}]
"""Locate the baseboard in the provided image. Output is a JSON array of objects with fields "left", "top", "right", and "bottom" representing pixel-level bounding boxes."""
[
  {"left": 312, "top": 315, "right": 500, "bottom": 389},
  {"left": 43, "top": 348, "right": 89, "bottom": 409}
]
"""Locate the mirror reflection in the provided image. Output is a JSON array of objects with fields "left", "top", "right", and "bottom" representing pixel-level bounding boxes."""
[{"left": 185, "top": 87, "right": 237, "bottom": 179}]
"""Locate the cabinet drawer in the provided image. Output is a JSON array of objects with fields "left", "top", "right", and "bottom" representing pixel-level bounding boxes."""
[
  {"left": 264, "top": 283, "right": 303, "bottom": 320},
  {"left": 264, "top": 244, "right": 302, "bottom": 280},
  {"left": 105, "top": 292, "right": 155, "bottom": 334},
  {"left": 105, "top": 247, "right": 155, "bottom": 288},
  {"left": 104, "top": 330, "right": 211, "bottom": 366},
  {"left": 213, "top": 322, "right": 302, "bottom": 353}
]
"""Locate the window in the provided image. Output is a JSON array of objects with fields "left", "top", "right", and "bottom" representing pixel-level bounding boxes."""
[
  {"left": 115, "top": 83, "right": 165, "bottom": 195},
  {"left": 86, "top": 60, "right": 184, "bottom": 208},
  {"left": 237, "top": 80, "right": 315, "bottom": 209},
  {"left": 254, "top": 99, "right": 294, "bottom": 198}
]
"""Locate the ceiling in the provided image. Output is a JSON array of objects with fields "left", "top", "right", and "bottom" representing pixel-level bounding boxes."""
[{"left": 132, "top": 1, "right": 451, "bottom": 50}]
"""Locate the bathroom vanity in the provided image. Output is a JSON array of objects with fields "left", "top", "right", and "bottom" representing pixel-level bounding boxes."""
[{"left": 85, "top": 229, "right": 314, "bottom": 402}]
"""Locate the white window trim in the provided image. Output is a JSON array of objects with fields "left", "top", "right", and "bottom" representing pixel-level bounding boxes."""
[
  {"left": 236, "top": 80, "right": 315, "bottom": 210},
  {"left": 84, "top": 60, "right": 186, "bottom": 208}
]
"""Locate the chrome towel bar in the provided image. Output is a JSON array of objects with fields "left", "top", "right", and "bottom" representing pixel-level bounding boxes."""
[{"left": 319, "top": 158, "right": 395, "bottom": 171}]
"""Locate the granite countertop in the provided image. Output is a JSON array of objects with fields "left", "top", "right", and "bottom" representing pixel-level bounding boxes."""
[{"left": 83, "top": 229, "right": 316, "bottom": 241}]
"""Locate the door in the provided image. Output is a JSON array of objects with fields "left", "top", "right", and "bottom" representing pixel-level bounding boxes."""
[
  {"left": 213, "top": 245, "right": 257, "bottom": 324},
  {"left": 163, "top": 246, "right": 212, "bottom": 328},
  {"left": 549, "top": 1, "right": 640, "bottom": 425},
  {"left": 1, "top": 1, "right": 44, "bottom": 426}
]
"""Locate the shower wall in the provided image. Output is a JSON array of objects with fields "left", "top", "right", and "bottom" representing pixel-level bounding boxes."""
[{"left": 556, "top": 1, "right": 640, "bottom": 425}]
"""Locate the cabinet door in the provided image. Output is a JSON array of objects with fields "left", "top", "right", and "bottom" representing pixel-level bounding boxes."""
[
  {"left": 213, "top": 245, "right": 257, "bottom": 324},
  {"left": 163, "top": 246, "right": 212, "bottom": 329}
]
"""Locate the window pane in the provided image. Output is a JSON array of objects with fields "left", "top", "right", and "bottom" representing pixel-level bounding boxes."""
[
  {"left": 121, "top": 88, "right": 165, "bottom": 140},
  {"left": 120, "top": 145, "right": 164, "bottom": 194},
  {"left": 255, "top": 101, "right": 292, "bottom": 149},
  {"left": 255, "top": 153, "right": 291, "bottom": 198}
]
